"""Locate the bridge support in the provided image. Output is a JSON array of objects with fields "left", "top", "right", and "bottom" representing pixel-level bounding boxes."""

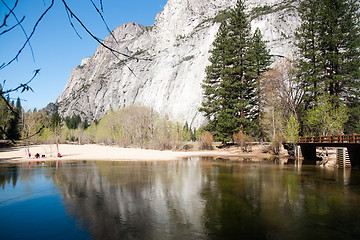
[
  {"left": 298, "top": 134, "right": 360, "bottom": 167},
  {"left": 347, "top": 147, "right": 360, "bottom": 167},
  {"left": 300, "top": 145, "right": 317, "bottom": 162}
]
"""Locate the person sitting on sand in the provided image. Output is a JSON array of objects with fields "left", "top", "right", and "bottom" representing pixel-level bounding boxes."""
[
  {"left": 57, "top": 152, "right": 62, "bottom": 158},
  {"left": 35, "top": 153, "right": 40, "bottom": 159}
]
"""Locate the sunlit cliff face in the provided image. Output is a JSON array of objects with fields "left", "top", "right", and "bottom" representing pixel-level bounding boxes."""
[{"left": 56, "top": 0, "right": 300, "bottom": 128}]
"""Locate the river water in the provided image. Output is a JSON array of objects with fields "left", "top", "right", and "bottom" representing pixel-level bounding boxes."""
[{"left": 1, "top": 157, "right": 360, "bottom": 240}]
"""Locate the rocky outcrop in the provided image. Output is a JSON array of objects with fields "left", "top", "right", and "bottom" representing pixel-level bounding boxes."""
[{"left": 56, "top": 0, "right": 300, "bottom": 127}]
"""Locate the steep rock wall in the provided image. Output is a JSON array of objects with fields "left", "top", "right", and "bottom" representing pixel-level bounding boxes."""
[{"left": 56, "top": 0, "right": 300, "bottom": 127}]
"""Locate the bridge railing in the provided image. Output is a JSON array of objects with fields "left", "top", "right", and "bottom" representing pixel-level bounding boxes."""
[{"left": 299, "top": 134, "right": 360, "bottom": 144}]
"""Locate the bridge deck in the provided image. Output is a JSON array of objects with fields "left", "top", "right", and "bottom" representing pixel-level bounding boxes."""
[
  {"left": 298, "top": 134, "right": 360, "bottom": 145},
  {"left": 297, "top": 134, "right": 360, "bottom": 167}
]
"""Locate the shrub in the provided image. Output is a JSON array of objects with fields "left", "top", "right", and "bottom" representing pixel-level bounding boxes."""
[
  {"left": 233, "top": 131, "right": 253, "bottom": 152},
  {"left": 199, "top": 131, "right": 213, "bottom": 150},
  {"left": 270, "top": 134, "right": 283, "bottom": 155}
]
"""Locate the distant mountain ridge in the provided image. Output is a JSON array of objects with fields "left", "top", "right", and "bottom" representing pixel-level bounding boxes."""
[{"left": 56, "top": 0, "right": 300, "bottom": 127}]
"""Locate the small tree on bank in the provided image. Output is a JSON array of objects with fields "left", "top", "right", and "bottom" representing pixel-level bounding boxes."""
[
  {"left": 284, "top": 115, "right": 300, "bottom": 154},
  {"left": 304, "top": 94, "right": 348, "bottom": 136}
]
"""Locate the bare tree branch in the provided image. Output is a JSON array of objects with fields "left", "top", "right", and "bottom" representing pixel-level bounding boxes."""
[
  {"left": 0, "top": 16, "right": 25, "bottom": 36},
  {"left": 64, "top": 5, "right": 83, "bottom": 39},
  {"left": 0, "top": 0, "right": 54, "bottom": 70},
  {"left": 61, "top": 0, "right": 152, "bottom": 75},
  {"left": 99, "top": 0, "right": 103, "bottom": 11},
  {"left": 0, "top": 0, "right": 18, "bottom": 29},
  {"left": 1, "top": 0, "right": 35, "bottom": 62},
  {"left": 61, "top": 0, "right": 132, "bottom": 59},
  {"left": 89, "top": 0, "right": 117, "bottom": 44},
  {"left": 1, "top": 69, "right": 39, "bottom": 96}
]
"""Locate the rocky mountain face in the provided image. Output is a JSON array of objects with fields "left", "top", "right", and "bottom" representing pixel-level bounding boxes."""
[{"left": 56, "top": 0, "right": 300, "bottom": 127}]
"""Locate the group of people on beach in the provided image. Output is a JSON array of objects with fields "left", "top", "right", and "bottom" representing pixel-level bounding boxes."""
[{"left": 28, "top": 152, "right": 62, "bottom": 159}]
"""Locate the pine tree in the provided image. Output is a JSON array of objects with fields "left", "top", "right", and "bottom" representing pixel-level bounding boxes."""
[
  {"left": 200, "top": 22, "right": 229, "bottom": 132},
  {"left": 200, "top": 0, "right": 271, "bottom": 142},
  {"left": 4, "top": 97, "right": 22, "bottom": 141},
  {"left": 296, "top": 0, "right": 323, "bottom": 105},
  {"left": 296, "top": 0, "right": 360, "bottom": 133},
  {"left": 51, "top": 111, "right": 62, "bottom": 153},
  {"left": 251, "top": 28, "right": 271, "bottom": 80},
  {"left": 250, "top": 28, "right": 271, "bottom": 139}
]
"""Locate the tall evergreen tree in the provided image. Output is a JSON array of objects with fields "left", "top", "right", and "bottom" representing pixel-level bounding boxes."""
[
  {"left": 296, "top": 0, "right": 322, "bottom": 105},
  {"left": 200, "top": 0, "right": 271, "bottom": 142},
  {"left": 296, "top": 0, "right": 360, "bottom": 133},
  {"left": 251, "top": 28, "right": 272, "bottom": 80},
  {"left": 250, "top": 27, "right": 271, "bottom": 139},
  {"left": 51, "top": 110, "right": 62, "bottom": 152},
  {"left": 6, "top": 98, "right": 22, "bottom": 141},
  {"left": 201, "top": 22, "right": 230, "bottom": 132},
  {"left": 0, "top": 91, "right": 11, "bottom": 140}
]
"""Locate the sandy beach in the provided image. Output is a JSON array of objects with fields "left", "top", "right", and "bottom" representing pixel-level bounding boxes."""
[{"left": 0, "top": 144, "right": 271, "bottom": 163}]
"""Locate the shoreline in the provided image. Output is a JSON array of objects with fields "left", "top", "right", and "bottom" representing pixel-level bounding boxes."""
[{"left": 0, "top": 144, "right": 275, "bottom": 163}]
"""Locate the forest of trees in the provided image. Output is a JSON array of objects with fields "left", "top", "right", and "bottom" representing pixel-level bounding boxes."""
[
  {"left": 1, "top": 0, "right": 359, "bottom": 153},
  {"left": 200, "top": 0, "right": 360, "bottom": 149},
  {"left": 0, "top": 102, "right": 198, "bottom": 150}
]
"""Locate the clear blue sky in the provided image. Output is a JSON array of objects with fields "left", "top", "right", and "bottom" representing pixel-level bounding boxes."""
[{"left": 0, "top": 0, "right": 167, "bottom": 110}]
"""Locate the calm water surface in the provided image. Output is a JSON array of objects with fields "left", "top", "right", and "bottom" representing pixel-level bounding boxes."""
[{"left": 1, "top": 158, "right": 360, "bottom": 240}]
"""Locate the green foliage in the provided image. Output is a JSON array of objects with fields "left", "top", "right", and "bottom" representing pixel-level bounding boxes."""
[
  {"left": 82, "top": 119, "right": 89, "bottom": 130},
  {"left": 181, "top": 55, "right": 195, "bottom": 62},
  {"left": 51, "top": 111, "right": 61, "bottom": 131},
  {"left": 182, "top": 122, "right": 196, "bottom": 142},
  {"left": 0, "top": 95, "right": 11, "bottom": 140},
  {"left": 296, "top": 0, "right": 360, "bottom": 108},
  {"left": 345, "top": 100, "right": 360, "bottom": 134},
  {"left": 65, "top": 115, "right": 81, "bottom": 129},
  {"left": 19, "top": 105, "right": 194, "bottom": 149},
  {"left": 0, "top": 94, "right": 22, "bottom": 141},
  {"left": 304, "top": 94, "right": 348, "bottom": 136},
  {"left": 6, "top": 111, "right": 21, "bottom": 141},
  {"left": 251, "top": 28, "right": 271, "bottom": 77},
  {"left": 200, "top": 0, "right": 271, "bottom": 143},
  {"left": 214, "top": 10, "right": 231, "bottom": 23},
  {"left": 22, "top": 109, "right": 50, "bottom": 144},
  {"left": 295, "top": 0, "right": 360, "bottom": 136},
  {"left": 284, "top": 115, "right": 299, "bottom": 144},
  {"left": 90, "top": 106, "right": 192, "bottom": 149},
  {"left": 250, "top": 0, "right": 297, "bottom": 20},
  {"left": 252, "top": 5, "right": 272, "bottom": 13}
]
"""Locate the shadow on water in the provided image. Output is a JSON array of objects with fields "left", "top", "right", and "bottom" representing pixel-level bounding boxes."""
[{"left": 1, "top": 158, "right": 360, "bottom": 239}]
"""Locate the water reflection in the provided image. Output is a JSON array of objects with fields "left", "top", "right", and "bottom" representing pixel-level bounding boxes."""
[
  {"left": 53, "top": 160, "right": 207, "bottom": 239},
  {"left": 0, "top": 165, "right": 18, "bottom": 189},
  {"left": 1, "top": 158, "right": 360, "bottom": 239}
]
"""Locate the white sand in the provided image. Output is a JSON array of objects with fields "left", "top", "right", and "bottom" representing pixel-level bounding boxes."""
[{"left": 0, "top": 144, "right": 253, "bottom": 163}]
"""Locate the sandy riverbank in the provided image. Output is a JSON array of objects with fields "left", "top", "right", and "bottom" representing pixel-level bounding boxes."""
[{"left": 0, "top": 144, "right": 275, "bottom": 163}]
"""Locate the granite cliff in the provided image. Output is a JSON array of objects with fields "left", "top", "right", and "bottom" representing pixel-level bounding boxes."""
[{"left": 56, "top": 0, "right": 300, "bottom": 127}]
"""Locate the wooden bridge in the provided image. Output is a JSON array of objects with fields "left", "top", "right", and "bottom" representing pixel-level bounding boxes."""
[{"left": 297, "top": 134, "right": 360, "bottom": 167}]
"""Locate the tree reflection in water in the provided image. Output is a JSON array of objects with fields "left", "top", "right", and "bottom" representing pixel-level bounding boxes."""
[
  {"left": 1, "top": 158, "right": 360, "bottom": 239},
  {"left": 52, "top": 159, "right": 207, "bottom": 239}
]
